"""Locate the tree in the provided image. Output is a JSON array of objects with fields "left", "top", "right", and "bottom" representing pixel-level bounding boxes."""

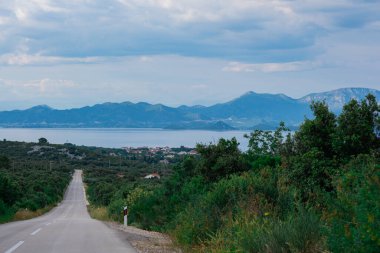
[
  {"left": 334, "top": 94, "right": 380, "bottom": 158},
  {"left": 0, "top": 174, "right": 20, "bottom": 205},
  {"left": 0, "top": 155, "right": 10, "bottom": 169},
  {"left": 245, "top": 121, "right": 289, "bottom": 156},
  {"left": 196, "top": 138, "right": 248, "bottom": 181},
  {"left": 286, "top": 148, "right": 334, "bottom": 197},
  {"left": 38, "top": 137, "right": 48, "bottom": 145},
  {"left": 244, "top": 122, "right": 290, "bottom": 170},
  {"left": 294, "top": 101, "right": 337, "bottom": 158},
  {"left": 285, "top": 101, "right": 337, "bottom": 197}
]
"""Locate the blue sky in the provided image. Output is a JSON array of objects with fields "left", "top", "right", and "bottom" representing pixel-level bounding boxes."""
[{"left": 0, "top": 0, "right": 379, "bottom": 110}]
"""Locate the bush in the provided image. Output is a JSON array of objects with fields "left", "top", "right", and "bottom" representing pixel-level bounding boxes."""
[
  {"left": 196, "top": 138, "right": 248, "bottom": 182},
  {"left": 0, "top": 174, "right": 21, "bottom": 206},
  {"left": 108, "top": 198, "right": 127, "bottom": 222},
  {"left": 326, "top": 155, "right": 380, "bottom": 252},
  {"left": 172, "top": 171, "right": 279, "bottom": 245},
  {"left": 206, "top": 208, "right": 323, "bottom": 253}
]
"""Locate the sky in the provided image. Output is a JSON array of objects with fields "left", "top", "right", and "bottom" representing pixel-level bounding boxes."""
[{"left": 0, "top": 0, "right": 379, "bottom": 110}]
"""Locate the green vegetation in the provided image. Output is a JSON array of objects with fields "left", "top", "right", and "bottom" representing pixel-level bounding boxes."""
[
  {"left": 84, "top": 94, "right": 379, "bottom": 252},
  {"left": 1, "top": 94, "right": 379, "bottom": 252},
  {"left": 0, "top": 155, "right": 73, "bottom": 223},
  {"left": 0, "top": 138, "right": 175, "bottom": 223}
]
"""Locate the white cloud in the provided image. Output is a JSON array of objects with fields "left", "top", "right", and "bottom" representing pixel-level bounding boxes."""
[
  {"left": 223, "top": 61, "right": 320, "bottom": 73},
  {"left": 23, "top": 78, "right": 77, "bottom": 94},
  {"left": 138, "top": 56, "right": 153, "bottom": 62},
  {"left": 0, "top": 78, "right": 78, "bottom": 98},
  {"left": 0, "top": 53, "right": 101, "bottom": 65},
  {"left": 0, "top": 1, "right": 379, "bottom": 109},
  {"left": 0, "top": 0, "right": 378, "bottom": 63}
]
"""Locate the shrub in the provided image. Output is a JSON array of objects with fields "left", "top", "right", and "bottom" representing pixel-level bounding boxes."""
[
  {"left": 207, "top": 208, "right": 323, "bottom": 253},
  {"left": 326, "top": 155, "right": 380, "bottom": 252},
  {"left": 108, "top": 198, "right": 127, "bottom": 222},
  {"left": 172, "top": 171, "right": 279, "bottom": 246}
]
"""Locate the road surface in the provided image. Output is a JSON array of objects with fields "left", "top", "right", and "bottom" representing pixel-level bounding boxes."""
[{"left": 0, "top": 170, "right": 136, "bottom": 253}]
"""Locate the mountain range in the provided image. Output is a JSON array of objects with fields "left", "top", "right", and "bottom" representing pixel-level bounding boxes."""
[{"left": 0, "top": 87, "right": 379, "bottom": 130}]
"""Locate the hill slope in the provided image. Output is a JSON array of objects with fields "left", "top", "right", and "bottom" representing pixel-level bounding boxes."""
[
  {"left": 0, "top": 87, "right": 378, "bottom": 129},
  {"left": 300, "top": 87, "right": 380, "bottom": 112}
]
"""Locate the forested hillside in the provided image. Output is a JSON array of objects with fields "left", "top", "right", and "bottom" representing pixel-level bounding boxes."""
[
  {"left": 0, "top": 154, "right": 73, "bottom": 223},
  {"left": 84, "top": 94, "right": 380, "bottom": 252},
  {"left": 0, "top": 139, "right": 174, "bottom": 223}
]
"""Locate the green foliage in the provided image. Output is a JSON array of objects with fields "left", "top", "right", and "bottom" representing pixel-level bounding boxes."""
[
  {"left": 326, "top": 155, "right": 380, "bottom": 252},
  {"left": 286, "top": 148, "right": 335, "bottom": 197},
  {"left": 20, "top": 94, "right": 374, "bottom": 253},
  {"left": 196, "top": 137, "right": 248, "bottom": 181},
  {"left": 172, "top": 171, "right": 279, "bottom": 245},
  {"left": 0, "top": 173, "right": 21, "bottom": 205},
  {"left": 244, "top": 122, "right": 289, "bottom": 172},
  {"left": 334, "top": 95, "right": 380, "bottom": 158},
  {"left": 208, "top": 208, "right": 323, "bottom": 253},
  {"left": 245, "top": 121, "right": 289, "bottom": 156},
  {"left": 80, "top": 94, "right": 379, "bottom": 253},
  {"left": 294, "top": 101, "right": 336, "bottom": 158},
  {"left": 38, "top": 137, "right": 48, "bottom": 144},
  {"left": 0, "top": 199, "right": 14, "bottom": 223},
  {"left": 0, "top": 155, "right": 10, "bottom": 169},
  {"left": 0, "top": 153, "right": 72, "bottom": 220},
  {"left": 87, "top": 182, "right": 116, "bottom": 206},
  {"left": 107, "top": 198, "right": 127, "bottom": 222}
]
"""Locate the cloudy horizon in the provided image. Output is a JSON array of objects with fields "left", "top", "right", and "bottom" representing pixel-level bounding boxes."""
[{"left": 0, "top": 0, "right": 379, "bottom": 110}]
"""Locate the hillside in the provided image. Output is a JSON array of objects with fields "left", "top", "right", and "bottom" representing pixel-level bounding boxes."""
[
  {"left": 300, "top": 87, "right": 380, "bottom": 112},
  {"left": 0, "top": 87, "right": 378, "bottom": 130}
]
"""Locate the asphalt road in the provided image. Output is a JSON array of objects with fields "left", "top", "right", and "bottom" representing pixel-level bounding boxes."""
[{"left": 0, "top": 170, "right": 137, "bottom": 253}]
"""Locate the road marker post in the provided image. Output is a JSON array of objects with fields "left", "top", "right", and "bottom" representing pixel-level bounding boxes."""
[{"left": 123, "top": 206, "right": 128, "bottom": 226}]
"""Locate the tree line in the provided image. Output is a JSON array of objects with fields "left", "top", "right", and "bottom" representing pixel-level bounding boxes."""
[
  {"left": 0, "top": 156, "right": 73, "bottom": 223},
  {"left": 86, "top": 94, "right": 379, "bottom": 252}
]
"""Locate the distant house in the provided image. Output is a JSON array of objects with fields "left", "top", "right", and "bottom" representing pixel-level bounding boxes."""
[{"left": 144, "top": 172, "right": 161, "bottom": 179}]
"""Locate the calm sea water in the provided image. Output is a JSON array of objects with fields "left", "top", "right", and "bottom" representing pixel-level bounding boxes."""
[{"left": 0, "top": 128, "right": 250, "bottom": 150}]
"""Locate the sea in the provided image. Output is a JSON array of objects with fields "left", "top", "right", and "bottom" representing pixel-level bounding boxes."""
[{"left": 0, "top": 128, "right": 251, "bottom": 150}]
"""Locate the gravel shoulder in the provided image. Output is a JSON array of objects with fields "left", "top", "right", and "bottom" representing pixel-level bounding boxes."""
[{"left": 106, "top": 222, "right": 182, "bottom": 253}]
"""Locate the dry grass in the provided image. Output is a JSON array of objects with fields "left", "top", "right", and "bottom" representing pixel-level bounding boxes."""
[
  {"left": 13, "top": 206, "right": 54, "bottom": 221},
  {"left": 87, "top": 206, "right": 111, "bottom": 221}
]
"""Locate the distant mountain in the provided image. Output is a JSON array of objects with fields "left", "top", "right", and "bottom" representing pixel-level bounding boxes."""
[
  {"left": 197, "top": 91, "right": 311, "bottom": 129},
  {"left": 0, "top": 87, "right": 378, "bottom": 130},
  {"left": 164, "top": 121, "right": 236, "bottom": 130},
  {"left": 300, "top": 87, "right": 380, "bottom": 112}
]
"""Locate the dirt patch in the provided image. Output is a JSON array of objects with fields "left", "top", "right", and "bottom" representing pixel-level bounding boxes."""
[{"left": 107, "top": 222, "right": 182, "bottom": 253}]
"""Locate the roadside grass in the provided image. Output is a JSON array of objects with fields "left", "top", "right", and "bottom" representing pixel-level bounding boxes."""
[
  {"left": 13, "top": 205, "right": 55, "bottom": 221},
  {"left": 87, "top": 206, "right": 111, "bottom": 221}
]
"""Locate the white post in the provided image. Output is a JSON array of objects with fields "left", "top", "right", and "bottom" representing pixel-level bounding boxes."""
[{"left": 123, "top": 206, "right": 128, "bottom": 226}]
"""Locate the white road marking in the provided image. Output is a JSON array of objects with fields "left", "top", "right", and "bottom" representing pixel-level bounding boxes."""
[
  {"left": 30, "top": 228, "right": 42, "bottom": 235},
  {"left": 5, "top": 241, "right": 24, "bottom": 253},
  {"left": 45, "top": 222, "right": 51, "bottom": 226}
]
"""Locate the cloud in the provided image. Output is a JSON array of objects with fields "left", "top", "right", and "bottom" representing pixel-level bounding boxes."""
[
  {"left": 223, "top": 61, "right": 321, "bottom": 73},
  {"left": 0, "top": 53, "right": 101, "bottom": 65},
  {"left": 0, "top": 78, "right": 78, "bottom": 98},
  {"left": 0, "top": 0, "right": 378, "bottom": 62},
  {"left": 23, "top": 78, "right": 77, "bottom": 94},
  {"left": 0, "top": 1, "right": 379, "bottom": 110}
]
